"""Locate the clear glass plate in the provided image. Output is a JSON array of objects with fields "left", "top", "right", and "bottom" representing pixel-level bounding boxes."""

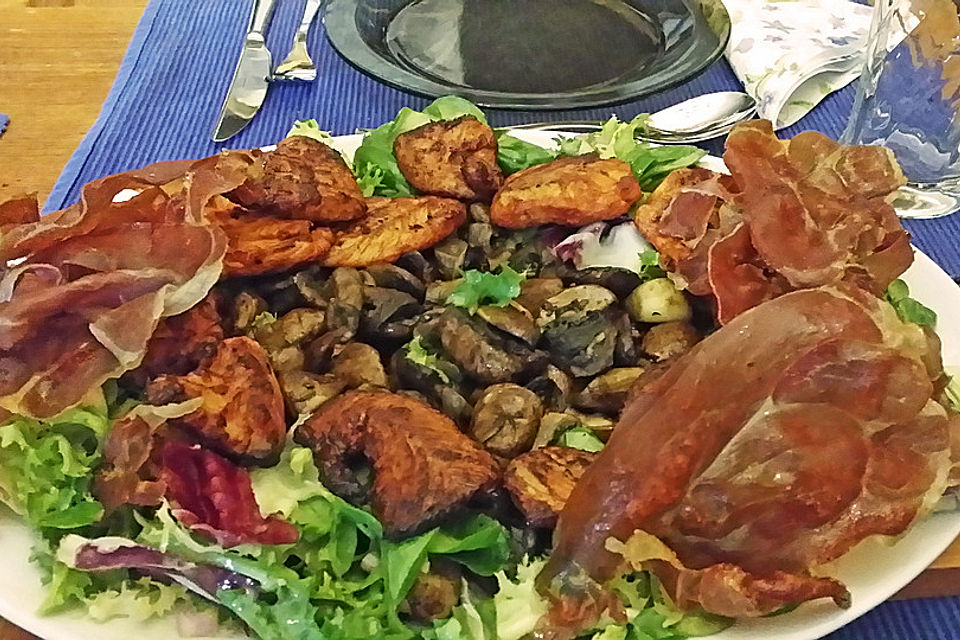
[{"left": 323, "top": 0, "right": 731, "bottom": 110}]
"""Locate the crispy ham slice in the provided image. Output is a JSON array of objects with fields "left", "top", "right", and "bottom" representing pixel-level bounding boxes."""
[
  {"left": 158, "top": 441, "right": 299, "bottom": 547},
  {"left": 634, "top": 121, "right": 912, "bottom": 324},
  {"left": 537, "top": 287, "right": 955, "bottom": 632},
  {"left": 0, "top": 158, "right": 230, "bottom": 418}
]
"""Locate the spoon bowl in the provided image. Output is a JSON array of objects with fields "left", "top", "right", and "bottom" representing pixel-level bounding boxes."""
[{"left": 508, "top": 91, "right": 757, "bottom": 143}]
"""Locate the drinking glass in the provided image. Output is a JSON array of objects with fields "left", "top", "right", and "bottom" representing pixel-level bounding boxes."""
[{"left": 842, "top": 0, "right": 960, "bottom": 218}]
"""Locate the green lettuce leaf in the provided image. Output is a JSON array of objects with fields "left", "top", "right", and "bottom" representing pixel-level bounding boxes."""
[
  {"left": 286, "top": 119, "right": 335, "bottom": 144},
  {"left": 248, "top": 444, "right": 510, "bottom": 636},
  {"left": 447, "top": 265, "right": 525, "bottom": 314},
  {"left": 219, "top": 582, "right": 325, "bottom": 640},
  {"left": 944, "top": 372, "right": 960, "bottom": 414},
  {"left": 558, "top": 115, "right": 706, "bottom": 191},
  {"left": 493, "top": 556, "right": 549, "bottom": 640},
  {"left": 639, "top": 249, "right": 667, "bottom": 282},
  {"left": 0, "top": 405, "right": 108, "bottom": 531},
  {"left": 425, "top": 514, "right": 511, "bottom": 576},
  {"left": 425, "top": 580, "right": 498, "bottom": 640},
  {"left": 555, "top": 426, "right": 605, "bottom": 453},
  {"left": 404, "top": 336, "right": 452, "bottom": 384},
  {"left": 85, "top": 578, "right": 188, "bottom": 622},
  {"left": 885, "top": 278, "right": 937, "bottom": 327},
  {"left": 422, "top": 95, "right": 488, "bottom": 125},
  {"left": 496, "top": 133, "right": 559, "bottom": 174}
]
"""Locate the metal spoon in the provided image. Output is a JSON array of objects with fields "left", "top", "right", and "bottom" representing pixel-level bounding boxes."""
[{"left": 509, "top": 91, "right": 758, "bottom": 144}]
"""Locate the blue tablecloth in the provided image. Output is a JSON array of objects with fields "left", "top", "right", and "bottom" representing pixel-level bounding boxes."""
[{"left": 41, "top": 2, "right": 960, "bottom": 638}]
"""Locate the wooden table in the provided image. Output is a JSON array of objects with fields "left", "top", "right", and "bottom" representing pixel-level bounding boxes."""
[{"left": 0, "top": 0, "right": 959, "bottom": 637}]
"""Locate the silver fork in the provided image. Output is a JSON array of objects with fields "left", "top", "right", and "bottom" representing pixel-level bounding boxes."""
[{"left": 274, "top": 0, "right": 324, "bottom": 81}]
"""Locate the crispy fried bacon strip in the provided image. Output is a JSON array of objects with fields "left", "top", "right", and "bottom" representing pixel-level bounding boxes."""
[
  {"left": 537, "top": 287, "right": 954, "bottom": 631},
  {"left": 634, "top": 121, "right": 911, "bottom": 323}
]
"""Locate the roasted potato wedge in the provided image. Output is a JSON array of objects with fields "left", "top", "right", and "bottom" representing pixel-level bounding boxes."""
[
  {"left": 145, "top": 336, "right": 286, "bottom": 465},
  {"left": 393, "top": 116, "right": 503, "bottom": 201},
  {"left": 503, "top": 445, "right": 596, "bottom": 528},
  {"left": 229, "top": 136, "right": 367, "bottom": 223},
  {"left": 322, "top": 196, "right": 466, "bottom": 267},
  {"left": 295, "top": 390, "right": 499, "bottom": 537},
  {"left": 490, "top": 155, "right": 641, "bottom": 229}
]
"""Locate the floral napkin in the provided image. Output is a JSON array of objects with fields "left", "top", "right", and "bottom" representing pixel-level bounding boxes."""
[{"left": 723, "top": 0, "right": 874, "bottom": 128}]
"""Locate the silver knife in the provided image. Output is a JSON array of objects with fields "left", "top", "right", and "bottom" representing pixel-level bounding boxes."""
[{"left": 212, "top": 0, "right": 279, "bottom": 142}]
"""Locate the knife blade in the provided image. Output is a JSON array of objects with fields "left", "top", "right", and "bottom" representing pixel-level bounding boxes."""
[{"left": 212, "top": 0, "right": 279, "bottom": 142}]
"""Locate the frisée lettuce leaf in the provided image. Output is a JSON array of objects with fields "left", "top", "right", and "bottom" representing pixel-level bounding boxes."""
[
  {"left": 558, "top": 115, "right": 706, "bottom": 191},
  {"left": 0, "top": 404, "right": 108, "bottom": 533},
  {"left": 447, "top": 265, "right": 526, "bottom": 314}
]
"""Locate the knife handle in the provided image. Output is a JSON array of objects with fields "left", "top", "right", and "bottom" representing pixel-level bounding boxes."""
[{"left": 248, "top": 0, "right": 278, "bottom": 37}]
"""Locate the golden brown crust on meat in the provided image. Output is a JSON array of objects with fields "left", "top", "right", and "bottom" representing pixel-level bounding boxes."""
[
  {"left": 322, "top": 196, "right": 466, "bottom": 267},
  {"left": 633, "top": 167, "right": 721, "bottom": 266},
  {"left": 503, "top": 446, "right": 596, "bottom": 528},
  {"left": 145, "top": 337, "right": 286, "bottom": 464},
  {"left": 127, "top": 293, "right": 224, "bottom": 387},
  {"left": 218, "top": 214, "right": 335, "bottom": 277},
  {"left": 490, "top": 155, "right": 641, "bottom": 229},
  {"left": 229, "top": 136, "right": 367, "bottom": 223},
  {"left": 295, "top": 390, "right": 500, "bottom": 537},
  {"left": 393, "top": 116, "right": 504, "bottom": 201}
]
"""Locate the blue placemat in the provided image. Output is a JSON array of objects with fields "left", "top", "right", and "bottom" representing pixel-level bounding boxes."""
[
  {"left": 35, "top": 1, "right": 960, "bottom": 638},
  {"left": 45, "top": 0, "right": 959, "bottom": 277}
]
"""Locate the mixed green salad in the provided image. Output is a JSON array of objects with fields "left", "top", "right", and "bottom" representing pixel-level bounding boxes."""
[{"left": 0, "top": 97, "right": 733, "bottom": 640}]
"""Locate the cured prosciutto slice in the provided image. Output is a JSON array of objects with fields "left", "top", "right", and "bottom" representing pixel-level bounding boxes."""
[
  {"left": 538, "top": 287, "right": 955, "bottom": 631},
  {"left": 634, "top": 121, "right": 912, "bottom": 324},
  {"left": 0, "top": 159, "right": 231, "bottom": 418},
  {"left": 158, "top": 441, "right": 299, "bottom": 547}
]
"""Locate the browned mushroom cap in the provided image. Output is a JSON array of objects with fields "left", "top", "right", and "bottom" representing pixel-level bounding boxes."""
[
  {"left": 436, "top": 307, "right": 547, "bottom": 385},
  {"left": 640, "top": 321, "right": 702, "bottom": 362},
  {"left": 295, "top": 390, "right": 500, "bottom": 538},
  {"left": 574, "top": 367, "right": 646, "bottom": 415},
  {"left": 402, "top": 563, "right": 462, "bottom": 622},
  {"left": 393, "top": 116, "right": 503, "bottom": 202},
  {"left": 469, "top": 383, "right": 544, "bottom": 458},
  {"left": 503, "top": 446, "right": 596, "bottom": 528},
  {"left": 330, "top": 343, "right": 388, "bottom": 388}
]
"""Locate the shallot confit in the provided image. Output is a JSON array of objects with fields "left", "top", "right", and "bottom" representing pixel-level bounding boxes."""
[{"left": 534, "top": 122, "right": 960, "bottom": 637}]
